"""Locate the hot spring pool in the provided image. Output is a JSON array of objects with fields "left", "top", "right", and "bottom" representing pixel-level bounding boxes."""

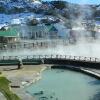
[{"left": 26, "top": 69, "right": 100, "bottom": 100}]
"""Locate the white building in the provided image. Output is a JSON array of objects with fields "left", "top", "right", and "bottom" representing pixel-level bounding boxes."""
[{"left": 54, "top": 23, "right": 70, "bottom": 39}]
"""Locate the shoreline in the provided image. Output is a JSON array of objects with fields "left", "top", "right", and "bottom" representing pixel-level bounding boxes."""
[
  {"left": 51, "top": 65, "right": 100, "bottom": 79},
  {"left": 0, "top": 64, "right": 47, "bottom": 100},
  {"left": 21, "top": 66, "right": 47, "bottom": 87},
  {"left": 0, "top": 64, "right": 100, "bottom": 100}
]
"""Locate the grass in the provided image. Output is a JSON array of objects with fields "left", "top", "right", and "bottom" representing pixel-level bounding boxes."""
[{"left": 0, "top": 76, "right": 21, "bottom": 100}]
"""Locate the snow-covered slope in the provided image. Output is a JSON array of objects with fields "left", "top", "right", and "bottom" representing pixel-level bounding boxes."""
[
  {"left": 0, "top": 0, "right": 43, "bottom": 13},
  {"left": 0, "top": 13, "right": 44, "bottom": 24}
]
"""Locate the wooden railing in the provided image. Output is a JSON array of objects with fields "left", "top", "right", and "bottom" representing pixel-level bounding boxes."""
[
  {"left": 0, "top": 55, "right": 99, "bottom": 63},
  {"left": 0, "top": 42, "right": 48, "bottom": 50},
  {"left": 0, "top": 39, "right": 67, "bottom": 50}
]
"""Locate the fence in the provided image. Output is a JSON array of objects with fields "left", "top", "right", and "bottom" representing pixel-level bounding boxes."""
[
  {"left": 0, "top": 42, "right": 49, "bottom": 50},
  {"left": 0, "top": 55, "right": 99, "bottom": 63},
  {"left": 0, "top": 39, "right": 69, "bottom": 50}
]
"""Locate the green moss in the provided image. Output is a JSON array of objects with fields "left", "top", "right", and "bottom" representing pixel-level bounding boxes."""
[{"left": 0, "top": 77, "right": 21, "bottom": 100}]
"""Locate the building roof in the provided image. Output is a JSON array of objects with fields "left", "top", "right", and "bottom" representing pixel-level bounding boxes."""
[
  {"left": 20, "top": 24, "right": 58, "bottom": 34},
  {"left": 0, "top": 28, "right": 18, "bottom": 37},
  {"left": 47, "top": 25, "right": 58, "bottom": 32},
  {"left": 51, "top": 26, "right": 58, "bottom": 32},
  {"left": 28, "top": 25, "right": 48, "bottom": 33}
]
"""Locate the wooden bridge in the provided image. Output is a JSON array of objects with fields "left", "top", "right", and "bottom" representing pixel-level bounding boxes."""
[
  {"left": 0, "top": 55, "right": 99, "bottom": 63},
  {"left": 0, "top": 55, "right": 100, "bottom": 69}
]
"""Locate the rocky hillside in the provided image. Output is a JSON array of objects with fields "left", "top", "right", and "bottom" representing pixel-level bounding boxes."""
[
  {"left": 0, "top": 0, "right": 100, "bottom": 19},
  {"left": 0, "top": 0, "right": 100, "bottom": 27}
]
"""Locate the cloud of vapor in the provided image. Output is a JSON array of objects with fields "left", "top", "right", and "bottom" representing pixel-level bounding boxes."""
[
  {"left": 0, "top": 0, "right": 100, "bottom": 59},
  {"left": 67, "top": 0, "right": 97, "bottom": 44},
  {"left": 1, "top": 40, "right": 100, "bottom": 59}
]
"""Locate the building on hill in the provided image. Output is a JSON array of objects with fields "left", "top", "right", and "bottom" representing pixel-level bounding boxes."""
[
  {"left": 54, "top": 23, "right": 70, "bottom": 39},
  {"left": 18, "top": 24, "right": 59, "bottom": 39},
  {"left": 0, "top": 27, "right": 20, "bottom": 43},
  {"left": 47, "top": 25, "right": 58, "bottom": 38}
]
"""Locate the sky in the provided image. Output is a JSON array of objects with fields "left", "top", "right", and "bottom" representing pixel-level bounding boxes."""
[
  {"left": 43, "top": 0, "right": 100, "bottom": 4},
  {"left": 66, "top": 0, "right": 100, "bottom": 4}
]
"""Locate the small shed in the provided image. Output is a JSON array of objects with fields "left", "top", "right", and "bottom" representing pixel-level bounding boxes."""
[{"left": 0, "top": 27, "right": 19, "bottom": 43}]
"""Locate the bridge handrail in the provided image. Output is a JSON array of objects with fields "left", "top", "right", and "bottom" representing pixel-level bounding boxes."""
[{"left": 0, "top": 55, "right": 99, "bottom": 63}]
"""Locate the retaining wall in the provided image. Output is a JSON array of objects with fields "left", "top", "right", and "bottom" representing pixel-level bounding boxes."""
[{"left": 44, "top": 58, "right": 100, "bottom": 69}]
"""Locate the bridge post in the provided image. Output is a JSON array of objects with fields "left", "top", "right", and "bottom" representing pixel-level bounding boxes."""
[
  {"left": 84, "top": 57, "right": 86, "bottom": 61},
  {"left": 51, "top": 55, "right": 53, "bottom": 58},
  {"left": 14, "top": 44, "right": 16, "bottom": 49},
  {"left": 65, "top": 55, "right": 66, "bottom": 59},
  {"left": 69, "top": 55, "right": 71, "bottom": 59},
  {"left": 74, "top": 56, "right": 76, "bottom": 60},
  {"left": 79, "top": 56, "right": 81, "bottom": 60},
  {"left": 33, "top": 55, "right": 35, "bottom": 59},
  {"left": 95, "top": 58, "right": 97, "bottom": 62},
  {"left": 60, "top": 55, "right": 62, "bottom": 59},
  {"left": 37, "top": 42, "right": 38, "bottom": 46},
  {"left": 3, "top": 56, "right": 5, "bottom": 60},
  {"left": 15, "top": 56, "right": 17, "bottom": 60},
  {"left": 39, "top": 55, "right": 41, "bottom": 59},
  {"left": 40, "top": 42, "right": 42, "bottom": 47},
  {"left": 24, "top": 43, "right": 26, "bottom": 48},
  {"left": 45, "top": 55, "right": 47, "bottom": 59},
  {"left": 11, "top": 45, "right": 12, "bottom": 49},
  {"left": 90, "top": 57, "right": 92, "bottom": 62},
  {"left": 32, "top": 43, "right": 34, "bottom": 48},
  {"left": 27, "top": 56, "right": 28, "bottom": 59},
  {"left": 9, "top": 56, "right": 11, "bottom": 60},
  {"left": 56, "top": 55, "right": 58, "bottom": 59}
]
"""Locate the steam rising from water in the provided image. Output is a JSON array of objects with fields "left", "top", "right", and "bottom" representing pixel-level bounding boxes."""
[
  {"left": 1, "top": 40, "right": 100, "bottom": 58},
  {"left": 0, "top": 1, "right": 99, "bottom": 58}
]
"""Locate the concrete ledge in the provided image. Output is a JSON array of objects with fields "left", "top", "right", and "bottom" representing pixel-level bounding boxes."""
[
  {"left": 51, "top": 65, "right": 100, "bottom": 79},
  {"left": 80, "top": 68, "right": 100, "bottom": 79},
  {"left": 44, "top": 58, "right": 100, "bottom": 69}
]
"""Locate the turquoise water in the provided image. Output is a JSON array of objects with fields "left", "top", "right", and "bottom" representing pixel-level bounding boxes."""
[{"left": 26, "top": 69, "right": 100, "bottom": 100}]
